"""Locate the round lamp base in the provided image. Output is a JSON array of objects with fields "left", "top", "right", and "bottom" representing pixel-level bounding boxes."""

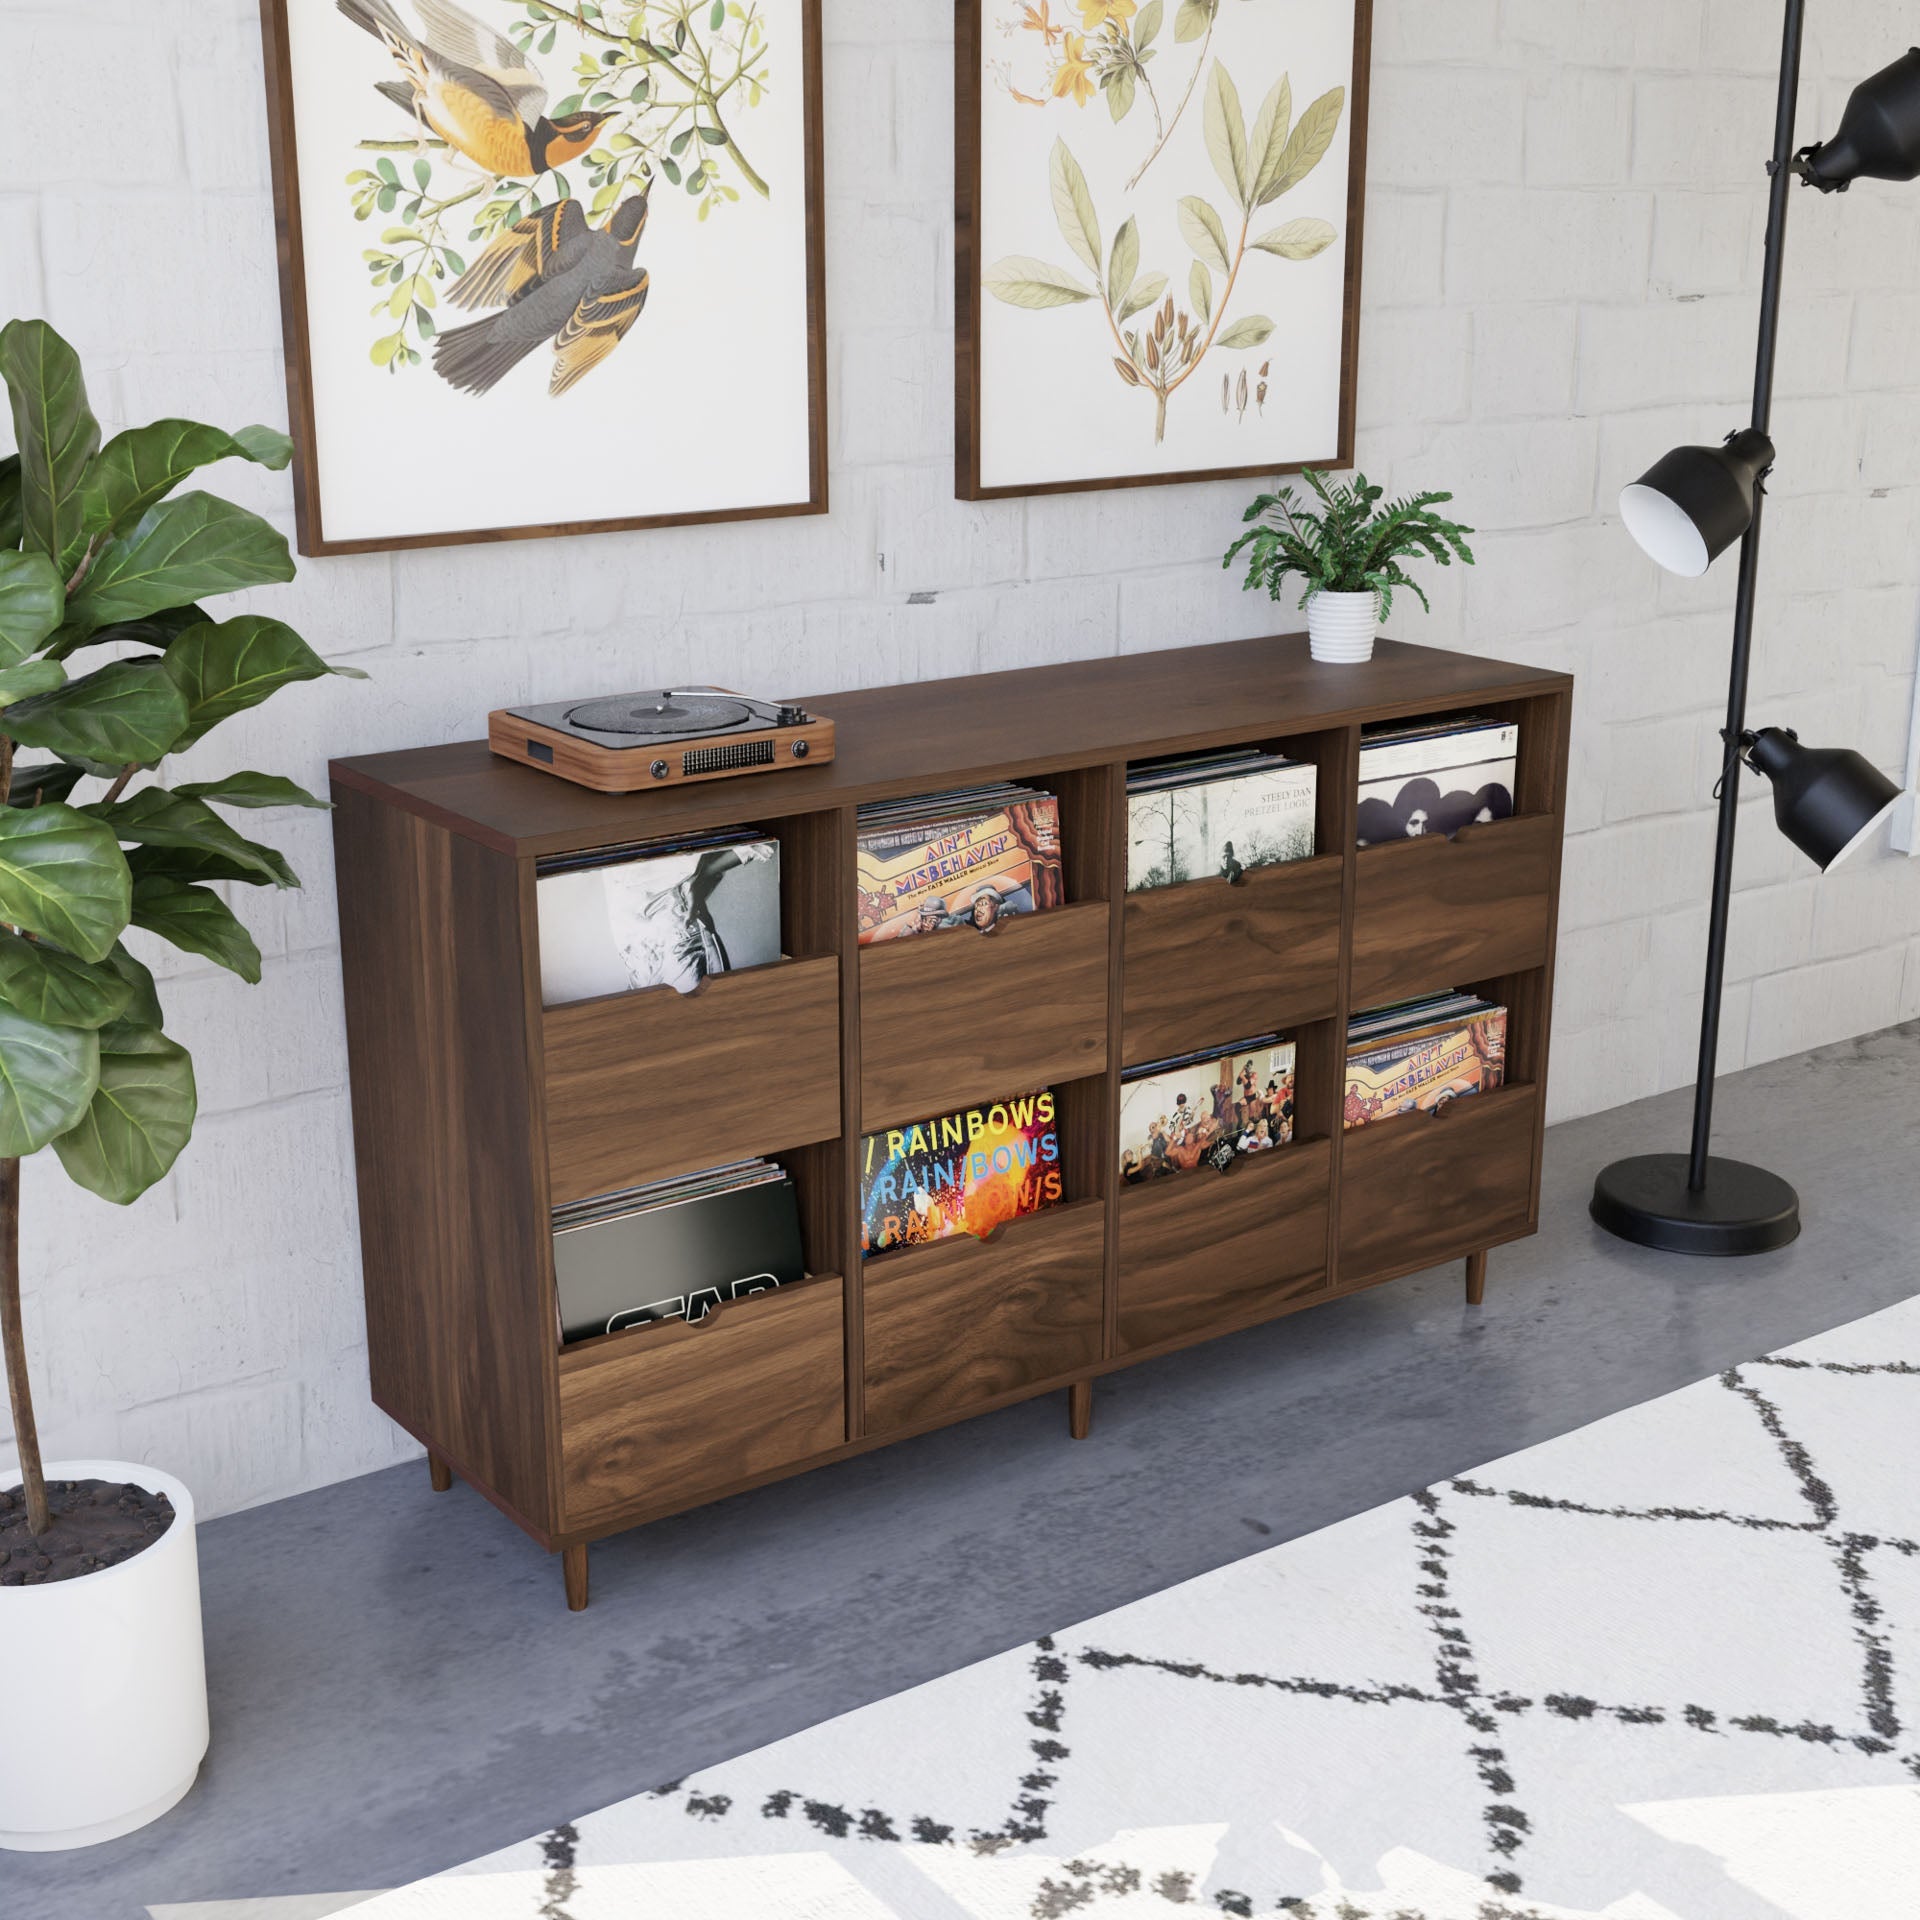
[{"left": 1590, "top": 1153, "right": 1800, "bottom": 1257}]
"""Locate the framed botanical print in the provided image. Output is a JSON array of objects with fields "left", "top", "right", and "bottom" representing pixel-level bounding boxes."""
[
  {"left": 956, "top": 0, "right": 1370, "bottom": 500},
  {"left": 258, "top": 0, "right": 825, "bottom": 554}
]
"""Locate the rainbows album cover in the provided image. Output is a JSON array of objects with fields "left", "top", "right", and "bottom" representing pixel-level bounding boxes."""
[{"left": 860, "top": 1090, "right": 1063, "bottom": 1256}]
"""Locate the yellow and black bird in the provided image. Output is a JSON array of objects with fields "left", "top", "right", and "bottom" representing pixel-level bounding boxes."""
[
  {"left": 337, "top": 0, "right": 616, "bottom": 178},
  {"left": 434, "top": 189, "right": 651, "bottom": 397}
]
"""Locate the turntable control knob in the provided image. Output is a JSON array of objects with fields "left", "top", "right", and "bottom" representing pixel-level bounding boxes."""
[
  {"left": 650, "top": 759, "right": 669, "bottom": 780},
  {"left": 790, "top": 740, "right": 809, "bottom": 759}
]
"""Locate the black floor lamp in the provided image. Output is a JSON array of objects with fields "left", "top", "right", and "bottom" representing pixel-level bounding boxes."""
[{"left": 1590, "top": 14, "right": 1920, "bottom": 1257}]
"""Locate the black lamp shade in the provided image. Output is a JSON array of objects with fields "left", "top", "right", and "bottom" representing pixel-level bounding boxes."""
[
  {"left": 1745, "top": 727, "right": 1903, "bottom": 870},
  {"left": 1805, "top": 48, "right": 1920, "bottom": 191},
  {"left": 1619, "top": 429, "right": 1774, "bottom": 577}
]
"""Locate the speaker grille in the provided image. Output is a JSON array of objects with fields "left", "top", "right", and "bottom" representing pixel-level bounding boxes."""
[{"left": 684, "top": 739, "right": 776, "bottom": 774}]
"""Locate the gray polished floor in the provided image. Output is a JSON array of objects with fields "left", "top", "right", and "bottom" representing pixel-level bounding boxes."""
[{"left": 11, "top": 1023, "right": 1920, "bottom": 1919}]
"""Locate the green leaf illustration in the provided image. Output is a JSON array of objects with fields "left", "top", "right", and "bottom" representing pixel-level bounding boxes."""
[
  {"left": 0, "top": 320, "right": 101, "bottom": 567},
  {"left": 1252, "top": 217, "right": 1338, "bottom": 260},
  {"left": 1174, "top": 0, "right": 1212, "bottom": 44},
  {"left": 1135, "top": 0, "right": 1165, "bottom": 51},
  {"left": 0, "top": 551, "right": 65, "bottom": 667},
  {"left": 984, "top": 257, "right": 1094, "bottom": 310},
  {"left": 0, "top": 932, "right": 133, "bottom": 1031},
  {"left": 163, "top": 614, "right": 362, "bottom": 751},
  {"left": 53, "top": 1020, "right": 197, "bottom": 1205},
  {"left": 0, "top": 1002, "right": 100, "bottom": 1159},
  {"left": 2, "top": 659, "right": 189, "bottom": 768},
  {"left": 1261, "top": 86, "right": 1346, "bottom": 205},
  {"left": 1189, "top": 260, "right": 1213, "bottom": 326},
  {"left": 0, "top": 803, "right": 132, "bottom": 962},
  {"left": 1108, "top": 66, "right": 1136, "bottom": 123},
  {"left": 1217, "top": 315, "right": 1276, "bottom": 350},
  {"left": 1108, "top": 216, "right": 1140, "bottom": 314},
  {"left": 1049, "top": 139, "right": 1103, "bottom": 278},
  {"left": 128, "top": 875, "right": 263, "bottom": 983},
  {"left": 1248, "top": 74, "right": 1294, "bottom": 207},
  {"left": 173, "top": 772, "right": 329, "bottom": 811},
  {"left": 1117, "top": 271, "right": 1168, "bottom": 322},
  {"left": 1178, "top": 196, "right": 1232, "bottom": 275},
  {"left": 77, "top": 420, "right": 293, "bottom": 546},
  {"left": 1205, "top": 62, "right": 1249, "bottom": 210}
]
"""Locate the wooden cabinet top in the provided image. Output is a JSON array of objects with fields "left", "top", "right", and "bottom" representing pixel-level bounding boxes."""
[{"left": 330, "top": 633, "right": 1572, "bottom": 857}]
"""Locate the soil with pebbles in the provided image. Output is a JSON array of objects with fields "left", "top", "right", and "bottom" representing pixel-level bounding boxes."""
[{"left": 0, "top": 1478, "right": 175, "bottom": 1586}]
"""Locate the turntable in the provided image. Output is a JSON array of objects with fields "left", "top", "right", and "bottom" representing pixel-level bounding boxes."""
[{"left": 489, "top": 688, "right": 836, "bottom": 791}]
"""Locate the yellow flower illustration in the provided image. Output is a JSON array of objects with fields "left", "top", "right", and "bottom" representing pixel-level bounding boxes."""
[
  {"left": 1052, "top": 33, "right": 1095, "bottom": 105},
  {"left": 1077, "top": 0, "right": 1136, "bottom": 29}
]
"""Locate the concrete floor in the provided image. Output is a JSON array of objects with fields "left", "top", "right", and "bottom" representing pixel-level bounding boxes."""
[{"left": 10, "top": 1023, "right": 1920, "bottom": 1919}]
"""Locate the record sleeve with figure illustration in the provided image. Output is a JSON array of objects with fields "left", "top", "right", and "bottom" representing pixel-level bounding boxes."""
[
  {"left": 1120, "top": 1038, "right": 1296, "bottom": 1182},
  {"left": 1343, "top": 995, "right": 1507, "bottom": 1129},
  {"left": 856, "top": 788, "right": 1065, "bottom": 944}
]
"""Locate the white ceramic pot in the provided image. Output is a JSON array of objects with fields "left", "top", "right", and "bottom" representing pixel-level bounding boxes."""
[
  {"left": 0, "top": 1459, "right": 209, "bottom": 1851},
  {"left": 1305, "top": 589, "right": 1378, "bottom": 663}
]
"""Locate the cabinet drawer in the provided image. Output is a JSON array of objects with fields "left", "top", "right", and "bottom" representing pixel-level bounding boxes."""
[
  {"left": 1350, "top": 815, "right": 1555, "bottom": 1009},
  {"left": 1122, "top": 857, "right": 1343, "bottom": 1064},
  {"left": 863, "top": 1201, "right": 1104, "bottom": 1432},
  {"left": 1337, "top": 1082, "right": 1539, "bottom": 1282},
  {"left": 543, "top": 956, "right": 840, "bottom": 1206},
  {"left": 859, "top": 904, "right": 1109, "bottom": 1128},
  {"left": 1117, "top": 1137, "right": 1330, "bottom": 1351},
  {"left": 558, "top": 1274, "right": 845, "bottom": 1531}
]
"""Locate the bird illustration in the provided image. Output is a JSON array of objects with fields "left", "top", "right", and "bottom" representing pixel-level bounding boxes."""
[
  {"left": 433, "top": 189, "right": 651, "bottom": 397},
  {"left": 337, "top": 0, "right": 616, "bottom": 178}
]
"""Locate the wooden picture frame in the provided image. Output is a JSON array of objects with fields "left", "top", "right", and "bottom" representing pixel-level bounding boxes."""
[
  {"left": 955, "top": 0, "right": 1371, "bottom": 502},
  {"left": 258, "top": 0, "right": 827, "bottom": 556}
]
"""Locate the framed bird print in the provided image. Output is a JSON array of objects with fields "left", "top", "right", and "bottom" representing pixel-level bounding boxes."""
[
  {"left": 956, "top": 0, "right": 1371, "bottom": 500},
  {"left": 258, "top": 0, "right": 826, "bottom": 553}
]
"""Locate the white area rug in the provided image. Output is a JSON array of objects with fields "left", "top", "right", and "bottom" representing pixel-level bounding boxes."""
[{"left": 195, "top": 1298, "right": 1920, "bottom": 1919}]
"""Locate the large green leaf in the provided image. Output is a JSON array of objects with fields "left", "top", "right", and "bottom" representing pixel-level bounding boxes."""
[
  {"left": 105, "top": 943, "right": 163, "bottom": 1027},
  {"left": 174, "top": 771, "right": 329, "bottom": 810},
  {"left": 44, "top": 602, "right": 209, "bottom": 665},
  {"left": 127, "top": 841, "right": 298, "bottom": 889},
  {"left": 79, "top": 420, "right": 293, "bottom": 545},
  {"left": 1107, "top": 216, "right": 1140, "bottom": 315},
  {"left": 0, "top": 552, "right": 65, "bottom": 666},
  {"left": 1134, "top": 0, "right": 1164, "bottom": 51},
  {"left": 1248, "top": 74, "right": 1294, "bottom": 208},
  {"left": 1177, "top": 196, "right": 1232, "bottom": 275},
  {"left": 0, "top": 320, "right": 100, "bottom": 566},
  {"left": 1117, "top": 270, "right": 1168, "bottom": 322},
  {"left": 1251, "top": 217, "right": 1338, "bottom": 260},
  {"left": 0, "top": 1002, "right": 100, "bottom": 1157},
  {"left": 7, "top": 762, "right": 84, "bottom": 808},
  {"left": 52, "top": 1020, "right": 197, "bottom": 1204},
  {"left": 92, "top": 787, "right": 298, "bottom": 888},
  {"left": 0, "top": 803, "right": 131, "bottom": 961},
  {"left": 982, "top": 257, "right": 1093, "bottom": 309},
  {"left": 1173, "top": 0, "right": 1212, "bottom": 42},
  {"left": 1217, "top": 315, "right": 1277, "bottom": 349},
  {"left": 2, "top": 659, "right": 190, "bottom": 766},
  {"left": 0, "top": 454, "right": 21, "bottom": 548},
  {"left": 0, "top": 931, "right": 132, "bottom": 1030},
  {"left": 163, "top": 614, "right": 362, "bottom": 750},
  {"left": 0, "top": 660, "right": 66, "bottom": 705},
  {"left": 128, "top": 875, "right": 262, "bottom": 982},
  {"left": 1260, "top": 86, "right": 1345, "bottom": 205},
  {"left": 1204, "top": 61, "right": 1250, "bottom": 210},
  {"left": 1049, "top": 139, "right": 1102, "bottom": 278},
  {"left": 58, "top": 492, "right": 294, "bottom": 639}
]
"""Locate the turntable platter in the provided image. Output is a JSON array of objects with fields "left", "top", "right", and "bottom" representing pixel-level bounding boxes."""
[{"left": 563, "top": 692, "right": 759, "bottom": 739}]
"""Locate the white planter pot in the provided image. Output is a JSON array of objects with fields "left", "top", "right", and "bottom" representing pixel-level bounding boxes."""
[
  {"left": 0, "top": 1459, "right": 209, "bottom": 1851},
  {"left": 1305, "top": 589, "right": 1378, "bottom": 664}
]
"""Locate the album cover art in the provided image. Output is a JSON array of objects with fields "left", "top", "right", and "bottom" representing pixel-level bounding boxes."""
[
  {"left": 1356, "top": 720, "right": 1518, "bottom": 845},
  {"left": 1127, "top": 761, "right": 1318, "bottom": 891},
  {"left": 861, "top": 1089, "right": 1063, "bottom": 1255},
  {"left": 536, "top": 834, "right": 781, "bottom": 1004},
  {"left": 856, "top": 796, "right": 1064, "bottom": 944},
  {"left": 1120, "top": 1039, "right": 1295, "bottom": 1182},
  {"left": 1343, "top": 1006, "right": 1507, "bottom": 1129}
]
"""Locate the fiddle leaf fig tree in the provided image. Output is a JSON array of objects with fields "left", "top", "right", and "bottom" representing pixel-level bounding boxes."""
[{"left": 0, "top": 318, "right": 363, "bottom": 1542}]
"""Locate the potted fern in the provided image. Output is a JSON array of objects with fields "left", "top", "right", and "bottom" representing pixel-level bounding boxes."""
[
  {"left": 1225, "top": 470, "right": 1476, "bottom": 664},
  {"left": 0, "top": 318, "right": 362, "bottom": 1850}
]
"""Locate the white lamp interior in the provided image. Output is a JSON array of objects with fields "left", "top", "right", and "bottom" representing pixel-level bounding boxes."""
[
  {"left": 1619, "top": 482, "right": 1711, "bottom": 577},
  {"left": 1821, "top": 791, "right": 1903, "bottom": 870}
]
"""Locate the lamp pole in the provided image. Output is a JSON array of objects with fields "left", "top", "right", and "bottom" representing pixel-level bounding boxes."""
[{"left": 1687, "top": 0, "right": 1804, "bottom": 1189}]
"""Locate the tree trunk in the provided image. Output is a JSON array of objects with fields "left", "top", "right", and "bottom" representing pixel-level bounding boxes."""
[{"left": 0, "top": 1156, "right": 48, "bottom": 1537}]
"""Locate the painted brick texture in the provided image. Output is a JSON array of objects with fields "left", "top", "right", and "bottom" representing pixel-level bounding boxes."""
[{"left": 2, "top": 0, "right": 1917, "bottom": 1514}]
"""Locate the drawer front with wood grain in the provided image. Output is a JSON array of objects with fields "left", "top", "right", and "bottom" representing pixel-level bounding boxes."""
[
  {"left": 1117, "top": 1138, "right": 1331, "bottom": 1351},
  {"left": 1336, "top": 1083, "right": 1539, "bottom": 1283},
  {"left": 863, "top": 1201, "right": 1104, "bottom": 1432},
  {"left": 1349, "top": 815, "right": 1555, "bottom": 1010},
  {"left": 558, "top": 1275, "right": 845, "bottom": 1531},
  {"left": 543, "top": 956, "right": 840, "bottom": 1206},
  {"left": 859, "top": 904, "right": 1109, "bottom": 1127},
  {"left": 1122, "top": 857, "right": 1343, "bottom": 1065}
]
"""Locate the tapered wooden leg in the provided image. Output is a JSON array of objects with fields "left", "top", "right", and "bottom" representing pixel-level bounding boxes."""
[
  {"left": 1068, "top": 1380, "right": 1093, "bottom": 1440},
  {"left": 427, "top": 1449, "right": 453, "bottom": 1493},
  {"left": 562, "top": 1543, "right": 590, "bottom": 1612},
  {"left": 1465, "top": 1249, "right": 1488, "bottom": 1307}
]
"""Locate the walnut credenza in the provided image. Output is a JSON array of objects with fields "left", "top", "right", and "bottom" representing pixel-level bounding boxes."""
[{"left": 331, "top": 634, "right": 1572, "bottom": 1609}]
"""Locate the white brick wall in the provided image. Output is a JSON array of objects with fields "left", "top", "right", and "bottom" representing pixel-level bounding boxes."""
[{"left": 3, "top": 0, "right": 1918, "bottom": 1515}]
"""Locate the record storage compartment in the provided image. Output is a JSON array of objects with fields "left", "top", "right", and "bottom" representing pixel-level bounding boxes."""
[{"left": 331, "top": 635, "right": 1572, "bottom": 1608}]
